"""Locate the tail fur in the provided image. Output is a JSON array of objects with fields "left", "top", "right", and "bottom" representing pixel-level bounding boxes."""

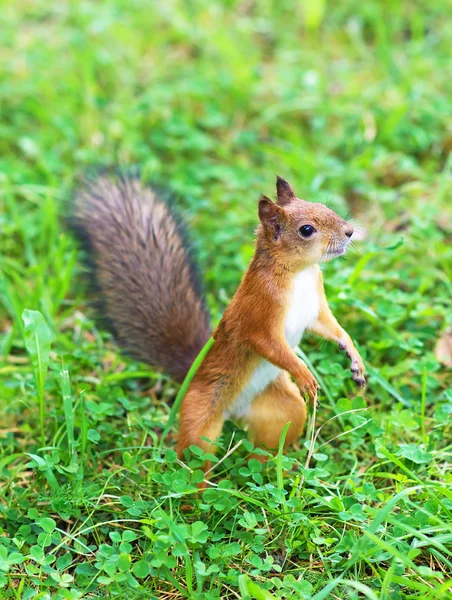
[{"left": 72, "top": 174, "right": 211, "bottom": 382}]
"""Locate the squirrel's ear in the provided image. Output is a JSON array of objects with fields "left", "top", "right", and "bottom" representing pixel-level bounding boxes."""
[
  {"left": 258, "top": 195, "right": 284, "bottom": 239},
  {"left": 276, "top": 175, "right": 296, "bottom": 206}
]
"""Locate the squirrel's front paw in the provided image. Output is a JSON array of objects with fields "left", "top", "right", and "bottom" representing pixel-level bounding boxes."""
[
  {"left": 350, "top": 358, "right": 366, "bottom": 388},
  {"left": 296, "top": 371, "right": 320, "bottom": 406},
  {"left": 339, "top": 343, "right": 366, "bottom": 387}
]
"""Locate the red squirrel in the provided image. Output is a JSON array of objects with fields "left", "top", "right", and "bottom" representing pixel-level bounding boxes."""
[{"left": 74, "top": 174, "right": 365, "bottom": 465}]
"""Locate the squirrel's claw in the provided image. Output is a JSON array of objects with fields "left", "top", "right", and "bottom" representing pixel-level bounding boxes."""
[
  {"left": 352, "top": 374, "right": 366, "bottom": 388},
  {"left": 297, "top": 370, "right": 320, "bottom": 407},
  {"left": 339, "top": 342, "right": 366, "bottom": 389},
  {"left": 305, "top": 389, "right": 318, "bottom": 407}
]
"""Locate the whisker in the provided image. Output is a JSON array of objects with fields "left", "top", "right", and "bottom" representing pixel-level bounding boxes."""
[
  {"left": 348, "top": 218, "right": 369, "bottom": 232},
  {"left": 349, "top": 241, "right": 362, "bottom": 257}
]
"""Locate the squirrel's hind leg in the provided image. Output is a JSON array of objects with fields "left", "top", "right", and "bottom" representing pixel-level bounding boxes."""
[
  {"left": 246, "top": 371, "right": 307, "bottom": 456},
  {"left": 177, "top": 390, "right": 224, "bottom": 484}
]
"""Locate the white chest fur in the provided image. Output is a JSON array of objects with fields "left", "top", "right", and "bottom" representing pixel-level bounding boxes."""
[
  {"left": 284, "top": 267, "right": 320, "bottom": 346},
  {"left": 226, "top": 267, "right": 320, "bottom": 419}
]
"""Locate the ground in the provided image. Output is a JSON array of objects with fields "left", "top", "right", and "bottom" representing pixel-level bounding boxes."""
[{"left": 0, "top": 1, "right": 451, "bottom": 599}]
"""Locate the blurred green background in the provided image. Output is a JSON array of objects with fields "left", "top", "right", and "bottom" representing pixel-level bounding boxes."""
[{"left": 0, "top": 1, "right": 451, "bottom": 599}]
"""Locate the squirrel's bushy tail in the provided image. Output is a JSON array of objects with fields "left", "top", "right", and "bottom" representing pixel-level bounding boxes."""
[{"left": 73, "top": 174, "right": 211, "bottom": 382}]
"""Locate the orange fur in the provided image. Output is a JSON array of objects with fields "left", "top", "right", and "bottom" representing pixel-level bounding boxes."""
[{"left": 178, "top": 177, "right": 366, "bottom": 468}]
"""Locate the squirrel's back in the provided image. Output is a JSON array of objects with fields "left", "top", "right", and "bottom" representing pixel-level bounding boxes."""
[{"left": 73, "top": 174, "right": 211, "bottom": 382}]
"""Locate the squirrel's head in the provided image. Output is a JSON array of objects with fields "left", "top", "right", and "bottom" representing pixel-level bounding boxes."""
[{"left": 257, "top": 176, "right": 354, "bottom": 269}]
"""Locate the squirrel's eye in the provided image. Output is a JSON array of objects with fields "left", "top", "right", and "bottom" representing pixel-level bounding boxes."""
[{"left": 299, "top": 224, "right": 316, "bottom": 238}]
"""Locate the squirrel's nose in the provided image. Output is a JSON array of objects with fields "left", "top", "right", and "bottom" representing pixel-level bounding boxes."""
[{"left": 345, "top": 226, "right": 353, "bottom": 238}]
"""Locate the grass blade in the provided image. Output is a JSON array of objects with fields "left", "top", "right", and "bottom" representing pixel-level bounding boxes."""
[
  {"left": 22, "top": 309, "right": 52, "bottom": 445},
  {"left": 60, "top": 367, "right": 79, "bottom": 476}
]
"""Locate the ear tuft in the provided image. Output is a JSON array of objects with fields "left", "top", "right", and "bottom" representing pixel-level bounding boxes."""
[
  {"left": 276, "top": 175, "right": 295, "bottom": 206},
  {"left": 258, "top": 195, "right": 277, "bottom": 221},
  {"left": 258, "top": 195, "right": 284, "bottom": 240}
]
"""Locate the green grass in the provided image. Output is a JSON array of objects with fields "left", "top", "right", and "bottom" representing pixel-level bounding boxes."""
[{"left": 1, "top": 0, "right": 451, "bottom": 598}]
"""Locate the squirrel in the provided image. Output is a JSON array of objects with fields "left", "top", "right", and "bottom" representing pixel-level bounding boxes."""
[{"left": 74, "top": 174, "right": 365, "bottom": 466}]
